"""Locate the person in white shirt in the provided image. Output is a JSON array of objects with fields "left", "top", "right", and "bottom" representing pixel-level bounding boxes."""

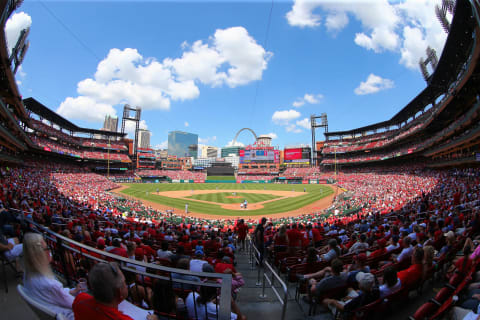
[
  {"left": 186, "top": 281, "right": 246, "bottom": 320},
  {"left": 157, "top": 241, "right": 173, "bottom": 260},
  {"left": 394, "top": 237, "right": 413, "bottom": 263},
  {"left": 379, "top": 266, "right": 401, "bottom": 298},
  {"left": 386, "top": 235, "right": 400, "bottom": 252},
  {"left": 349, "top": 234, "right": 369, "bottom": 254},
  {"left": 23, "top": 233, "right": 83, "bottom": 320},
  {"left": 190, "top": 251, "right": 208, "bottom": 272}
]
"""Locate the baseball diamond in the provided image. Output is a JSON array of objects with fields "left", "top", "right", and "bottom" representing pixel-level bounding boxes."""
[{"left": 116, "top": 183, "right": 335, "bottom": 217}]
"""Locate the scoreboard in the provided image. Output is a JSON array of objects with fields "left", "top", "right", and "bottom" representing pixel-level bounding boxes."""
[
  {"left": 240, "top": 149, "right": 279, "bottom": 163},
  {"left": 284, "top": 147, "right": 311, "bottom": 164}
]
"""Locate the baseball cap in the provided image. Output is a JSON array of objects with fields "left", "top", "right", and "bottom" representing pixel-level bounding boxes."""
[
  {"left": 354, "top": 253, "right": 367, "bottom": 263},
  {"left": 377, "top": 239, "right": 387, "bottom": 247},
  {"left": 444, "top": 231, "right": 455, "bottom": 238},
  {"left": 356, "top": 272, "right": 375, "bottom": 290},
  {"left": 97, "top": 238, "right": 105, "bottom": 249}
]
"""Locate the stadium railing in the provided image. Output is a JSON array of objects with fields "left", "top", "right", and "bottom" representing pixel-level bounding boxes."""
[
  {"left": 247, "top": 238, "right": 288, "bottom": 320},
  {"left": 13, "top": 210, "right": 233, "bottom": 320}
]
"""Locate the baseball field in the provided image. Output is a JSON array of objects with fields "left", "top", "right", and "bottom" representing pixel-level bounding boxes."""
[{"left": 115, "top": 183, "right": 336, "bottom": 218}]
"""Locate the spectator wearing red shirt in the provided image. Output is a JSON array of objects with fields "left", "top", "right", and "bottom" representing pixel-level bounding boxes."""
[
  {"left": 287, "top": 224, "right": 302, "bottom": 253},
  {"left": 307, "top": 224, "right": 323, "bottom": 248},
  {"left": 214, "top": 256, "right": 237, "bottom": 274},
  {"left": 298, "top": 224, "right": 309, "bottom": 248},
  {"left": 108, "top": 238, "right": 128, "bottom": 258},
  {"left": 73, "top": 262, "right": 133, "bottom": 320},
  {"left": 398, "top": 247, "right": 424, "bottom": 289},
  {"left": 235, "top": 219, "right": 249, "bottom": 251},
  {"left": 369, "top": 238, "right": 387, "bottom": 259}
]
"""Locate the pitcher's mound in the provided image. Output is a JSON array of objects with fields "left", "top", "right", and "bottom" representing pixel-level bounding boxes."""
[{"left": 226, "top": 196, "right": 242, "bottom": 199}]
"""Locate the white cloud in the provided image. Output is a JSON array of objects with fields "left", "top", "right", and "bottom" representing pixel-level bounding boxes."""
[
  {"left": 164, "top": 26, "right": 272, "bottom": 88},
  {"left": 5, "top": 12, "right": 31, "bottom": 54},
  {"left": 15, "top": 65, "right": 26, "bottom": 86},
  {"left": 285, "top": 0, "right": 447, "bottom": 70},
  {"left": 57, "top": 26, "right": 271, "bottom": 123},
  {"left": 286, "top": 0, "right": 322, "bottom": 28},
  {"left": 292, "top": 100, "right": 305, "bottom": 108},
  {"left": 354, "top": 73, "right": 394, "bottom": 95},
  {"left": 184, "top": 121, "right": 189, "bottom": 127},
  {"left": 154, "top": 140, "right": 168, "bottom": 150},
  {"left": 304, "top": 93, "right": 322, "bottom": 104},
  {"left": 296, "top": 118, "right": 311, "bottom": 129},
  {"left": 265, "top": 132, "right": 278, "bottom": 139},
  {"left": 286, "top": 124, "right": 302, "bottom": 133},
  {"left": 199, "top": 136, "right": 217, "bottom": 144},
  {"left": 57, "top": 96, "right": 117, "bottom": 123},
  {"left": 123, "top": 119, "right": 148, "bottom": 139},
  {"left": 293, "top": 93, "right": 323, "bottom": 108},
  {"left": 226, "top": 140, "right": 245, "bottom": 147},
  {"left": 325, "top": 11, "right": 349, "bottom": 33},
  {"left": 272, "top": 109, "right": 301, "bottom": 125}
]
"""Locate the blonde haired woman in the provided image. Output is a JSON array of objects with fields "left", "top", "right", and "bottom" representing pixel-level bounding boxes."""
[{"left": 23, "top": 232, "right": 83, "bottom": 320}]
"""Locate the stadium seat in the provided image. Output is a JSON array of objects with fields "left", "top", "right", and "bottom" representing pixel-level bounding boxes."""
[{"left": 17, "top": 284, "right": 67, "bottom": 320}]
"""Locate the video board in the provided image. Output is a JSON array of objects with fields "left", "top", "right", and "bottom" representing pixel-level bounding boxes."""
[
  {"left": 284, "top": 147, "right": 311, "bottom": 163},
  {"left": 240, "top": 149, "right": 279, "bottom": 163}
]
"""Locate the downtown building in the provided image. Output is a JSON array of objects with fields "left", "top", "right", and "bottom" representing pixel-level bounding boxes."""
[{"left": 168, "top": 131, "right": 198, "bottom": 158}]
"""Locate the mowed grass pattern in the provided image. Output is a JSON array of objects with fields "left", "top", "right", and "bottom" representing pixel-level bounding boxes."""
[
  {"left": 206, "top": 176, "right": 235, "bottom": 181},
  {"left": 119, "top": 183, "right": 334, "bottom": 216},
  {"left": 186, "top": 192, "right": 280, "bottom": 204}
]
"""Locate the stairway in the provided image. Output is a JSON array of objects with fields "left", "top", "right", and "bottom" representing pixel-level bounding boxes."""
[{"left": 233, "top": 248, "right": 314, "bottom": 320}]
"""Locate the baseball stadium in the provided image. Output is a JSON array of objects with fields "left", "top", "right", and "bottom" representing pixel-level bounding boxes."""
[{"left": 1, "top": 1, "right": 480, "bottom": 320}]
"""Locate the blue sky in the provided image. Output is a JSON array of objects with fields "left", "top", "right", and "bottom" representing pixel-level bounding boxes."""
[{"left": 6, "top": 0, "right": 449, "bottom": 150}]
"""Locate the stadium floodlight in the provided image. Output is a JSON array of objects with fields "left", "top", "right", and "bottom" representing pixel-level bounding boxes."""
[
  {"left": 435, "top": 4, "right": 450, "bottom": 33},
  {"left": 443, "top": 0, "right": 456, "bottom": 14},
  {"left": 311, "top": 114, "right": 328, "bottom": 166},
  {"left": 121, "top": 104, "right": 142, "bottom": 160},
  {"left": 419, "top": 47, "right": 438, "bottom": 83},
  {"left": 419, "top": 58, "right": 429, "bottom": 81},
  {"left": 427, "top": 47, "right": 438, "bottom": 70},
  {"left": 9, "top": 27, "right": 30, "bottom": 74}
]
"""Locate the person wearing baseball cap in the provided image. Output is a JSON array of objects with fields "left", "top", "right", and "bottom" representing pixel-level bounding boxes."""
[
  {"left": 369, "top": 238, "right": 388, "bottom": 259},
  {"left": 347, "top": 253, "right": 370, "bottom": 286}
]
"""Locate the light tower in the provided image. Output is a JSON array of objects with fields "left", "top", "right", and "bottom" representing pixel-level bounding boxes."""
[
  {"left": 120, "top": 104, "right": 141, "bottom": 157},
  {"left": 310, "top": 113, "right": 328, "bottom": 166}
]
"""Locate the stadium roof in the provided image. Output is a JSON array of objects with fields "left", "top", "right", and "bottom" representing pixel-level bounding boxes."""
[
  {"left": 23, "top": 97, "right": 126, "bottom": 137},
  {"left": 326, "top": 0, "right": 476, "bottom": 138},
  {"left": 0, "top": 0, "right": 28, "bottom": 121}
]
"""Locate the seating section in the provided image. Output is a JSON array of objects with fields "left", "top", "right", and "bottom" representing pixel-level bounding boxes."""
[
  {"left": 280, "top": 167, "right": 321, "bottom": 179},
  {"left": 136, "top": 169, "right": 206, "bottom": 181},
  {"left": 2, "top": 163, "right": 480, "bottom": 319}
]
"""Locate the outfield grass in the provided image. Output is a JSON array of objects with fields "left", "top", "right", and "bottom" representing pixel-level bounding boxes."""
[
  {"left": 186, "top": 192, "right": 280, "bottom": 204},
  {"left": 206, "top": 176, "right": 236, "bottom": 181},
  {"left": 119, "top": 183, "right": 333, "bottom": 216}
]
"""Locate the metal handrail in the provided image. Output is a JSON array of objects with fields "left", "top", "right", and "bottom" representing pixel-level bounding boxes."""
[
  {"left": 248, "top": 238, "right": 288, "bottom": 320},
  {"left": 13, "top": 209, "right": 232, "bottom": 320}
]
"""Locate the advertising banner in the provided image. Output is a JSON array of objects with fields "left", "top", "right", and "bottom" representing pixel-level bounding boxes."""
[{"left": 284, "top": 148, "right": 302, "bottom": 160}]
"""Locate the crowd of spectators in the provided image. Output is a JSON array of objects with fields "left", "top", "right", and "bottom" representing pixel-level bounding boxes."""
[
  {"left": 136, "top": 170, "right": 206, "bottom": 182},
  {"left": 2, "top": 162, "right": 480, "bottom": 319},
  {"left": 280, "top": 167, "right": 321, "bottom": 180}
]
